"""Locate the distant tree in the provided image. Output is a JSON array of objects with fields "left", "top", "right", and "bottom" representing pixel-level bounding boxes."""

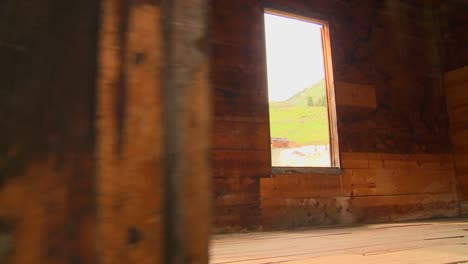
[
  {"left": 307, "top": 96, "right": 314, "bottom": 107},
  {"left": 318, "top": 96, "right": 327, "bottom": 106}
]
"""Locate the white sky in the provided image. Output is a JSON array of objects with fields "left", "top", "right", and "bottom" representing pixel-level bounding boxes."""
[{"left": 264, "top": 13, "right": 325, "bottom": 102}]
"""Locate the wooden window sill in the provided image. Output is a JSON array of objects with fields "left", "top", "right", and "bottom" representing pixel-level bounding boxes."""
[{"left": 271, "top": 167, "right": 343, "bottom": 175}]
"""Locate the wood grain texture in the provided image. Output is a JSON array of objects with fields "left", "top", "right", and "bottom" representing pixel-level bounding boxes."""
[
  {"left": 441, "top": 0, "right": 468, "bottom": 72},
  {"left": 211, "top": 219, "right": 468, "bottom": 264},
  {"left": 214, "top": 178, "right": 260, "bottom": 207},
  {"left": 445, "top": 66, "right": 468, "bottom": 213},
  {"left": 261, "top": 174, "right": 341, "bottom": 199},
  {"left": 210, "top": 0, "right": 455, "bottom": 230},
  {"left": 0, "top": 157, "right": 68, "bottom": 263},
  {"left": 213, "top": 177, "right": 261, "bottom": 232},
  {"left": 0, "top": 0, "right": 99, "bottom": 262},
  {"left": 96, "top": 1, "right": 163, "bottom": 263},
  {"left": 261, "top": 152, "right": 458, "bottom": 229},
  {"left": 161, "top": 0, "right": 212, "bottom": 263},
  {"left": 212, "top": 121, "right": 270, "bottom": 150},
  {"left": 261, "top": 194, "right": 459, "bottom": 230},
  {"left": 342, "top": 168, "right": 456, "bottom": 196},
  {"left": 212, "top": 204, "right": 261, "bottom": 233},
  {"left": 335, "top": 82, "right": 377, "bottom": 108},
  {"left": 210, "top": 0, "right": 268, "bottom": 231},
  {"left": 212, "top": 150, "right": 270, "bottom": 178}
]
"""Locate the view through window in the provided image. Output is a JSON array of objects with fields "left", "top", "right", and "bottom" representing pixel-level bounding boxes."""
[{"left": 264, "top": 11, "right": 337, "bottom": 168}]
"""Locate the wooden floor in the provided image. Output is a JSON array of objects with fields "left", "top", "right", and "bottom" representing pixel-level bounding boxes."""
[{"left": 210, "top": 218, "right": 468, "bottom": 264}]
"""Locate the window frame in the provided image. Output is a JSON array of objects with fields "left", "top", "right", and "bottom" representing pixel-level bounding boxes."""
[{"left": 263, "top": 8, "right": 341, "bottom": 175}]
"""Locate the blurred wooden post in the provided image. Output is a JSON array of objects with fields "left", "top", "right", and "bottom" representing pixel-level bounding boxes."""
[
  {"left": 97, "top": 0, "right": 164, "bottom": 263},
  {"left": 161, "top": 0, "right": 212, "bottom": 263}
]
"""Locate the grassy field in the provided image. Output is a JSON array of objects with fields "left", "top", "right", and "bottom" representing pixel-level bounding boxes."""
[
  {"left": 269, "top": 79, "right": 330, "bottom": 146},
  {"left": 269, "top": 105, "right": 329, "bottom": 145}
]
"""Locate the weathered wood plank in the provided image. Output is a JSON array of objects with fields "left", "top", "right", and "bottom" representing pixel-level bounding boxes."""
[
  {"left": 408, "top": 154, "right": 455, "bottom": 169},
  {"left": 341, "top": 152, "right": 454, "bottom": 170},
  {"left": 214, "top": 95, "right": 269, "bottom": 122},
  {"left": 96, "top": 2, "right": 163, "bottom": 263},
  {"left": 161, "top": 0, "right": 212, "bottom": 262},
  {"left": 212, "top": 150, "right": 270, "bottom": 178},
  {"left": 342, "top": 168, "right": 456, "bottom": 196},
  {"left": 454, "top": 153, "right": 468, "bottom": 171},
  {"left": 212, "top": 67, "right": 267, "bottom": 103},
  {"left": 446, "top": 67, "right": 468, "bottom": 205},
  {"left": 341, "top": 168, "right": 378, "bottom": 196},
  {"left": 0, "top": 157, "right": 68, "bottom": 263},
  {"left": 261, "top": 197, "right": 354, "bottom": 229},
  {"left": 213, "top": 204, "right": 261, "bottom": 232},
  {"left": 335, "top": 82, "right": 377, "bottom": 108},
  {"left": 447, "top": 104, "right": 468, "bottom": 125},
  {"left": 350, "top": 193, "right": 459, "bottom": 223},
  {"left": 260, "top": 174, "right": 341, "bottom": 199},
  {"left": 212, "top": 219, "right": 468, "bottom": 264},
  {"left": 214, "top": 178, "right": 260, "bottom": 207},
  {"left": 451, "top": 129, "right": 468, "bottom": 147},
  {"left": 368, "top": 154, "right": 411, "bottom": 169},
  {"left": 458, "top": 175, "right": 468, "bottom": 200},
  {"left": 261, "top": 193, "right": 459, "bottom": 230},
  {"left": 210, "top": 0, "right": 267, "bottom": 231},
  {"left": 341, "top": 152, "right": 369, "bottom": 169},
  {"left": 260, "top": 152, "right": 458, "bottom": 229},
  {"left": 369, "top": 153, "right": 454, "bottom": 169},
  {"left": 0, "top": 0, "right": 99, "bottom": 262},
  {"left": 444, "top": 66, "right": 468, "bottom": 87},
  {"left": 446, "top": 83, "right": 468, "bottom": 108},
  {"left": 212, "top": 121, "right": 270, "bottom": 150},
  {"left": 212, "top": 43, "right": 264, "bottom": 68}
]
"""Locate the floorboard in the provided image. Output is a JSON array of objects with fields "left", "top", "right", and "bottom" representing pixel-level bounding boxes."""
[{"left": 210, "top": 218, "right": 468, "bottom": 263}]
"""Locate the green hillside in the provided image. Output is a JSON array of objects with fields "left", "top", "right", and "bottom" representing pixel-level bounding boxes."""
[
  {"left": 270, "top": 79, "right": 326, "bottom": 108},
  {"left": 269, "top": 79, "right": 329, "bottom": 146}
]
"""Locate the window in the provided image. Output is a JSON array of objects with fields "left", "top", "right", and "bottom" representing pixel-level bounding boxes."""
[{"left": 264, "top": 10, "right": 340, "bottom": 171}]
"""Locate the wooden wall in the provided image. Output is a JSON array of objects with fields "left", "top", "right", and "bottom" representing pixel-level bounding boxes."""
[
  {"left": 211, "top": 0, "right": 460, "bottom": 231},
  {"left": 261, "top": 153, "right": 458, "bottom": 229},
  {"left": 0, "top": 0, "right": 463, "bottom": 259},
  {"left": 441, "top": 0, "right": 468, "bottom": 73},
  {"left": 441, "top": 1, "right": 468, "bottom": 215},
  {"left": 211, "top": 0, "right": 270, "bottom": 231},
  {"left": 445, "top": 67, "right": 468, "bottom": 215},
  {"left": 0, "top": 0, "right": 99, "bottom": 262}
]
